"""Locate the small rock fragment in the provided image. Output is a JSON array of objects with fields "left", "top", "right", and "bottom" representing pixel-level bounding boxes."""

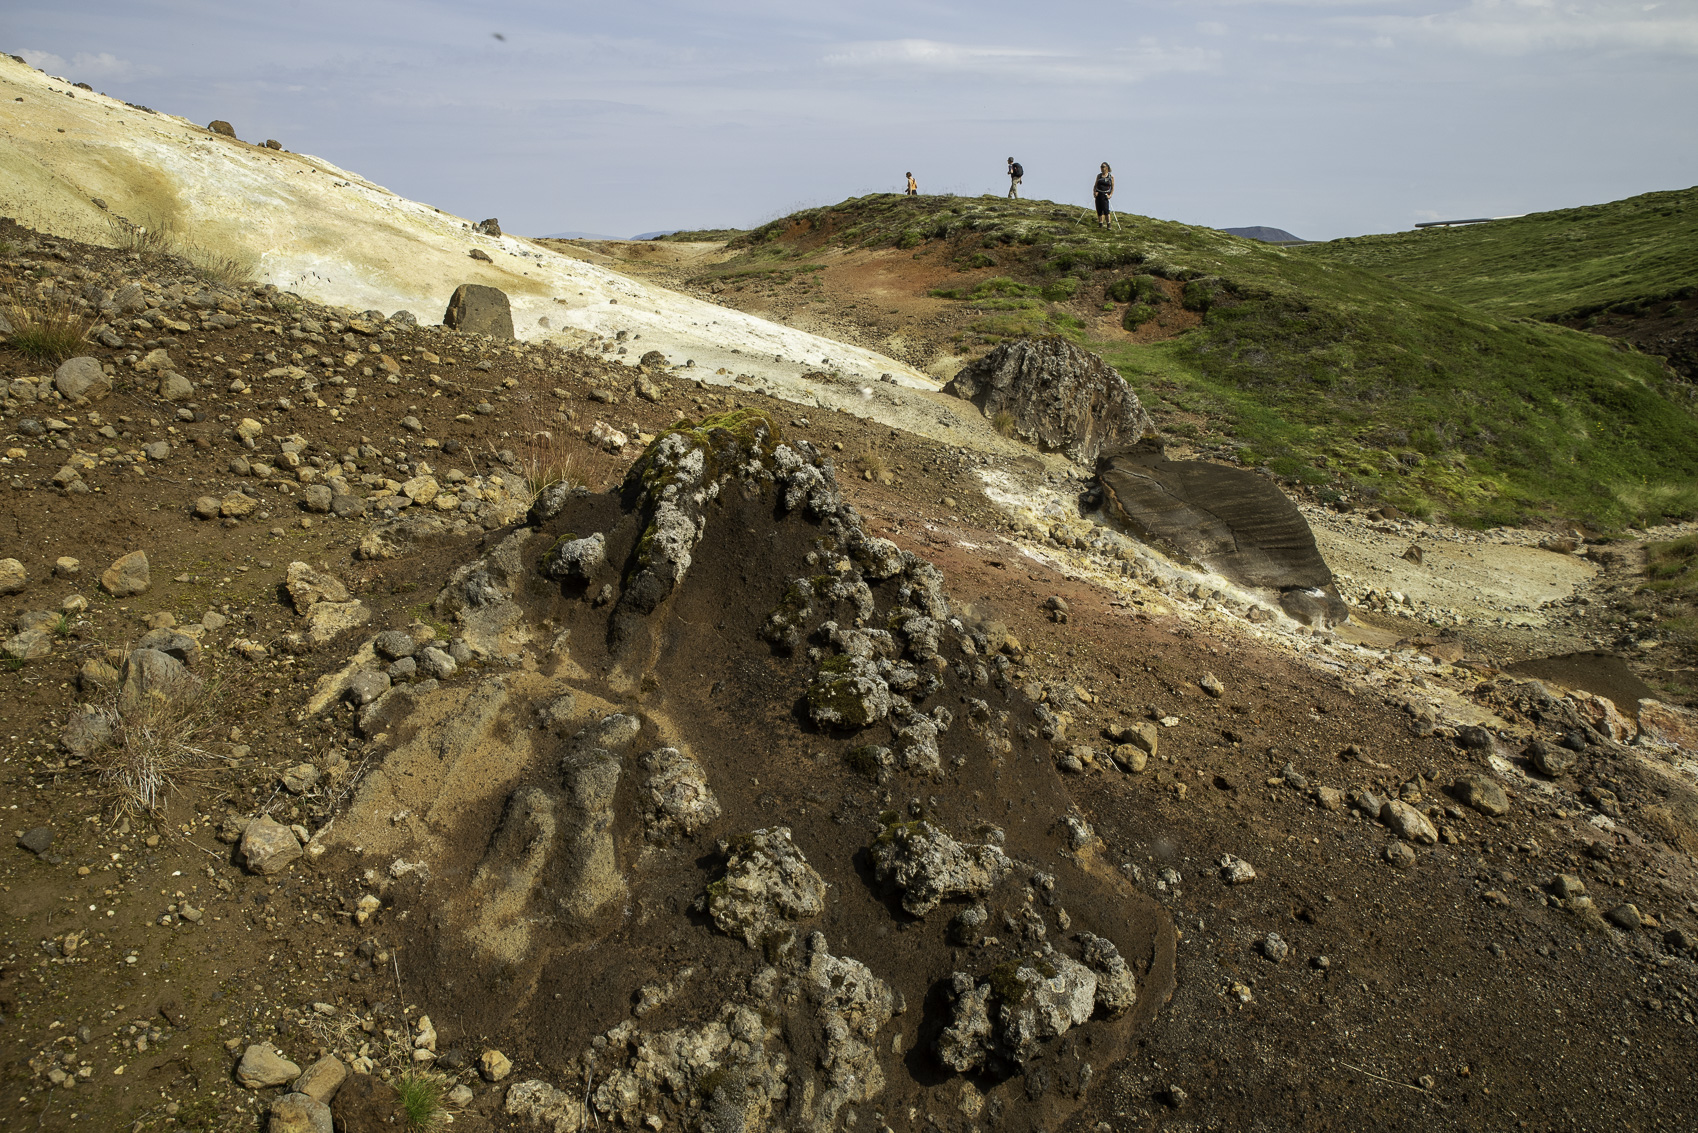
[
  {"left": 240, "top": 816, "right": 302, "bottom": 875},
  {"left": 100, "top": 550, "right": 150, "bottom": 596},
  {"left": 1455, "top": 774, "right": 1511, "bottom": 817},
  {"left": 480, "top": 1049, "right": 512, "bottom": 1082},
  {"left": 236, "top": 1043, "right": 301, "bottom": 1089},
  {"left": 1219, "top": 854, "right": 1256, "bottom": 884}
]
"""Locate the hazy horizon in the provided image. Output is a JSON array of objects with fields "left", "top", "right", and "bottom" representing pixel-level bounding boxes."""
[{"left": 6, "top": 2, "right": 1696, "bottom": 241}]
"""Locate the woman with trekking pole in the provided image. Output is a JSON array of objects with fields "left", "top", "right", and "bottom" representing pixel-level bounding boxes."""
[{"left": 1093, "top": 163, "right": 1114, "bottom": 228}]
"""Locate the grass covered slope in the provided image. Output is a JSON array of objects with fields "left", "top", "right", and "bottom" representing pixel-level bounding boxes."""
[
  {"left": 1299, "top": 186, "right": 1698, "bottom": 320},
  {"left": 681, "top": 194, "right": 1698, "bottom": 529}
]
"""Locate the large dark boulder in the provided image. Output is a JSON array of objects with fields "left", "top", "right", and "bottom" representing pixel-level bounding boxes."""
[
  {"left": 944, "top": 337, "right": 1151, "bottom": 466},
  {"left": 443, "top": 283, "right": 515, "bottom": 340},
  {"left": 1097, "top": 440, "right": 1349, "bottom": 627}
]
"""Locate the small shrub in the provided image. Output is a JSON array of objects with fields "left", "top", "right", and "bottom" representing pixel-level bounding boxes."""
[
  {"left": 861, "top": 450, "right": 891, "bottom": 483},
  {"left": 967, "top": 252, "right": 996, "bottom": 269},
  {"left": 1039, "top": 276, "right": 1080, "bottom": 302},
  {"left": 1105, "top": 274, "right": 1164, "bottom": 305},
  {"left": 992, "top": 409, "right": 1016, "bottom": 437},
  {"left": 1181, "top": 279, "right": 1217, "bottom": 312},
  {"left": 1, "top": 291, "right": 91, "bottom": 363},
  {"left": 1122, "top": 303, "right": 1157, "bottom": 331},
  {"left": 895, "top": 230, "right": 922, "bottom": 250}
]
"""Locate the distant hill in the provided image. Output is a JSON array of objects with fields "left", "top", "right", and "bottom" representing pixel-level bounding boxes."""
[
  {"left": 541, "top": 230, "right": 623, "bottom": 241},
  {"left": 1300, "top": 187, "right": 1698, "bottom": 320},
  {"left": 1223, "top": 226, "right": 1306, "bottom": 244},
  {"left": 631, "top": 230, "right": 681, "bottom": 240}
]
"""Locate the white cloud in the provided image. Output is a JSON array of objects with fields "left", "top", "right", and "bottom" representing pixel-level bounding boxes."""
[
  {"left": 69, "top": 52, "right": 156, "bottom": 81},
  {"left": 822, "top": 37, "right": 1219, "bottom": 82},
  {"left": 16, "top": 48, "right": 67, "bottom": 73},
  {"left": 1197, "top": 20, "right": 1230, "bottom": 35},
  {"left": 13, "top": 47, "right": 156, "bottom": 82},
  {"left": 1360, "top": 1, "right": 1698, "bottom": 55}
]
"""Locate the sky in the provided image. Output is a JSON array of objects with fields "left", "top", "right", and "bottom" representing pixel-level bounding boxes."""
[{"left": 6, "top": 1, "right": 1698, "bottom": 241}]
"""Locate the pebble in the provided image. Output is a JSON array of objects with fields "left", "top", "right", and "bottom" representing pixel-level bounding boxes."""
[
  {"left": 1198, "top": 671, "right": 1224, "bottom": 698},
  {"left": 240, "top": 815, "right": 302, "bottom": 874},
  {"left": 99, "top": 550, "right": 151, "bottom": 596},
  {"left": 1384, "top": 840, "right": 1417, "bottom": 869},
  {"left": 1259, "top": 933, "right": 1289, "bottom": 963},
  {"left": 1219, "top": 854, "right": 1256, "bottom": 885},
  {"left": 236, "top": 1043, "right": 301, "bottom": 1089},
  {"left": 267, "top": 1091, "right": 332, "bottom": 1133},
  {"left": 480, "top": 1048, "right": 512, "bottom": 1081},
  {"left": 1526, "top": 738, "right": 1577, "bottom": 776},
  {"left": 293, "top": 1055, "right": 347, "bottom": 1104},
  {"left": 1379, "top": 800, "right": 1438, "bottom": 846},
  {"left": 1607, "top": 903, "right": 1643, "bottom": 931},
  {"left": 1455, "top": 774, "right": 1511, "bottom": 817},
  {"left": 281, "top": 763, "right": 321, "bottom": 794},
  {"left": 18, "top": 826, "right": 54, "bottom": 854}
]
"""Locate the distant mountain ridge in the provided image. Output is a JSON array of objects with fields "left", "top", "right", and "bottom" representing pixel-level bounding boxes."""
[
  {"left": 541, "top": 230, "right": 624, "bottom": 241},
  {"left": 1223, "top": 226, "right": 1306, "bottom": 244}
]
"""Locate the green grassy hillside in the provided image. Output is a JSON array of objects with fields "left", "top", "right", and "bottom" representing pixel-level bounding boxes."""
[
  {"left": 1298, "top": 186, "right": 1698, "bottom": 321},
  {"left": 674, "top": 193, "right": 1698, "bottom": 531}
]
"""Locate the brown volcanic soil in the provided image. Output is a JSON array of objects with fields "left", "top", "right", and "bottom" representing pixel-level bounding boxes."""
[{"left": 0, "top": 220, "right": 1696, "bottom": 1133}]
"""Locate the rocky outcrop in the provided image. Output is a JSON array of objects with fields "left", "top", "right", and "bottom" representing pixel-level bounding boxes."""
[
  {"left": 334, "top": 410, "right": 1173, "bottom": 1133},
  {"left": 943, "top": 337, "right": 1152, "bottom": 466},
  {"left": 707, "top": 827, "right": 827, "bottom": 951},
  {"left": 869, "top": 818, "right": 1012, "bottom": 917},
  {"left": 1097, "top": 439, "right": 1349, "bottom": 626}
]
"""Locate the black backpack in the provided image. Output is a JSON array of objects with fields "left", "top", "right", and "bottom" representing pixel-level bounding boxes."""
[{"left": 1010, "top": 162, "right": 1023, "bottom": 178}]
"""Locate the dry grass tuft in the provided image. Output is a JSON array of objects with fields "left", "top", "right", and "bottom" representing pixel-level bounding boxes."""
[
  {"left": 992, "top": 409, "right": 1016, "bottom": 438},
  {"left": 105, "top": 213, "right": 257, "bottom": 288},
  {"left": 861, "top": 449, "right": 892, "bottom": 484},
  {"left": 83, "top": 671, "right": 231, "bottom": 819},
  {"left": 515, "top": 427, "right": 589, "bottom": 503},
  {"left": 1, "top": 290, "right": 92, "bottom": 363}
]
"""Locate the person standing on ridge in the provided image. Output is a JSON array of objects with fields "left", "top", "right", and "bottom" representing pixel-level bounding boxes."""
[
  {"left": 905, "top": 172, "right": 918, "bottom": 196},
  {"left": 1007, "top": 157, "right": 1023, "bottom": 198},
  {"left": 1092, "top": 162, "right": 1114, "bottom": 227}
]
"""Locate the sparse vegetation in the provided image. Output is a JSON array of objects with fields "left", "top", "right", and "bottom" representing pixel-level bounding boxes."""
[
  {"left": 105, "top": 212, "right": 256, "bottom": 287},
  {"left": 514, "top": 424, "right": 588, "bottom": 504},
  {"left": 992, "top": 409, "right": 1016, "bottom": 437},
  {"left": 1, "top": 290, "right": 91, "bottom": 362},
  {"left": 1645, "top": 535, "right": 1698, "bottom": 594},
  {"left": 1121, "top": 303, "right": 1156, "bottom": 331}
]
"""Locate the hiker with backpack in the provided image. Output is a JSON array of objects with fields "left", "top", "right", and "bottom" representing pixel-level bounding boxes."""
[
  {"left": 906, "top": 172, "right": 918, "bottom": 196},
  {"left": 1007, "top": 157, "right": 1023, "bottom": 198},
  {"left": 1093, "top": 162, "right": 1114, "bottom": 227}
]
